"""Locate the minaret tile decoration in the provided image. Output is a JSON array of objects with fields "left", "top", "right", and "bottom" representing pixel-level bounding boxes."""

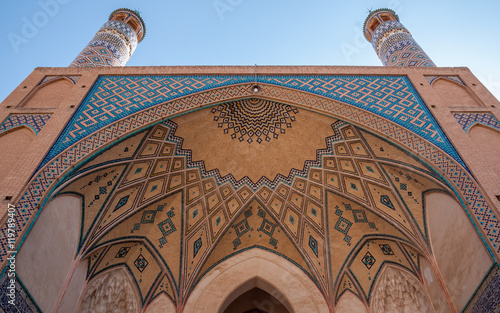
[
  {"left": 70, "top": 8, "right": 146, "bottom": 67},
  {"left": 364, "top": 9, "right": 435, "bottom": 67}
]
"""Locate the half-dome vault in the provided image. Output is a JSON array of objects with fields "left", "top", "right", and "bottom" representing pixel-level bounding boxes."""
[
  {"left": 1, "top": 67, "right": 499, "bottom": 313},
  {"left": 13, "top": 82, "right": 492, "bottom": 311}
]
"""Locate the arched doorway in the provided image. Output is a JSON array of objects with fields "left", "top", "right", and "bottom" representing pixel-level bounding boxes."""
[
  {"left": 221, "top": 287, "right": 290, "bottom": 313},
  {"left": 183, "top": 249, "right": 329, "bottom": 313},
  {"left": 6, "top": 80, "right": 496, "bottom": 312}
]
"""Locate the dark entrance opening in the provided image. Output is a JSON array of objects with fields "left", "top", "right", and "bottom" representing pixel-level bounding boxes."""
[{"left": 222, "top": 287, "right": 291, "bottom": 313}]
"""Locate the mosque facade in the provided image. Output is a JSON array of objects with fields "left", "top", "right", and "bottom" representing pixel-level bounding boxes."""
[{"left": 0, "top": 8, "right": 499, "bottom": 313}]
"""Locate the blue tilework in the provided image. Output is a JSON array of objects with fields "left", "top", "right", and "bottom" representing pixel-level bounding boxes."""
[
  {"left": 369, "top": 20, "right": 435, "bottom": 67},
  {"left": 371, "top": 20, "right": 409, "bottom": 51},
  {"left": 70, "top": 20, "right": 137, "bottom": 67},
  {"left": 2, "top": 80, "right": 499, "bottom": 267},
  {"left": 469, "top": 265, "right": 500, "bottom": 313},
  {"left": 453, "top": 112, "right": 500, "bottom": 133},
  {"left": 0, "top": 114, "right": 52, "bottom": 135},
  {"left": 0, "top": 273, "right": 40, "bottom": 313},
  {"left": 40, "top": 75, "right": 462, "bottom": 168}
]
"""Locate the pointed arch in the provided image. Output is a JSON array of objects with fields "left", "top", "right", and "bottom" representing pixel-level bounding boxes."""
[
  {"left": 183, "top": 248, "right": 329, "bottom": 313},
  {"left": 429, "top": 76, "right": 465, "bottom": 87},
  {"left": 335, "top": 291, "right": 368, "bottom": 313},
  {"left": 24, "top": 82, "right": 482, "bottom": 200},
  {"left": 0, "top": 125, "right": 36, "bottom": 182},
  {"left": 0, "top": 123, "right": 37, "bottom": 137},
  {"left": 469, "top": 122, "right": 500, "bottom": 168},
  {"left": 20, "top": 77, "right": 74, "bottom": 108},
  {"left": 431, "top": 78, "right": 482, "bottom": 107},
  {"left": 144, "top": 293, "right": 176, "bottom": 313},
  {"left": 220, "top": 283, "right": 292, "bottom": 313},
  {"left": 468, "top": 120, "right": 500, "bottom": 135},
  {"left": 38, "top": 76, "right": 78, "bottom": 87},
  {"left": 4, "top": 80, "right": 500, "bottom": 312}
]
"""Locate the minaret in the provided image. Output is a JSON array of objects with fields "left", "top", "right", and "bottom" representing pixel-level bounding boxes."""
[
  {"left": 363, "top": 9, "right": 435, "bottom": 67},
  {"left": 70, "top": 8, "right": 146, "bottom": 67}
]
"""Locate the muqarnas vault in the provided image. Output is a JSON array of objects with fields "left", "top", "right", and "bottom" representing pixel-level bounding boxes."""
[{"left": 0, "top": 7, "right": 499, "bottom": 313}]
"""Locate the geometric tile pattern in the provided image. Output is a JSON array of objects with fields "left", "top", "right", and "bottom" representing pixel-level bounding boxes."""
[
  {"left": 361, "top": 251, "right": 376, "bottom": 269},
  {"left": 1, "top": 99, "right": 497, "bottom": 311},
  {"left": 115, "top": 246, "right": 130, "bottom": 258},
  {"left": 0, "top": 273, "right": 40, "bottom": 313},
  {"left": 131, "top": 205, "right": 177, "bottom": 249},
  {"left": 335, "top": 273, "right": 362, "bottom": 302},
  {"left": 308, "top": 235, "right": 319, "bottom": 257},
  {"left": 90, "top": 190, "right": 183, "bottom": 295},
  {"left": 73, "top": 121, "right": 353, "bottom": 299},
  {"left": 379, "top": 244, "right": 394, "bottom": 255},
  {"left": 467, "top": 265, "right": 500, "bottom": 313},
  {"left": 332, "top": 201, "right": 379, "bottom": 246},
  {"left": 40, "top": 75, "right": 461, "bottom": 168},
  {"left": 384, "top": 38, "right": 436, "bottom": 68},
  {"left": 170, "top": 116, "right": 342, "bottom": 191},
  {"left": 443, "top": 165, "right": 500, "bottom": 254},
  {"left": 370, "top": 20, "right": 435, "bottom": 67},
  {"left": 193, "top": 238, "right": 202, "bottom": 257},
  {"left": 2, "top": 81, "right": 499, "bottom": 283},
  {"left": 72, "top": 45, "right": 125, "bottom": 67},
  {"left": 134, "top": 254, "right": 149, "bottom": 273},
  {"left": 327, "top": 188, "right": 415, "bottom": 300},
  {"left": 0, "top": 114, "right": 52, "bottom": 135},
  {"left": 425, "top": 75, "right": 466, "bottom": 86},
  {"left": 453, "top": 112, "right": 500, "bottom": 133},
  {"left": 195, "top": 199, "right": 317, "bottom": 293},
  {"left": 74, "top": 122, "right": 332, "bottom": 298},
  {"left": 350, "top": 239, "right": 417, "bottom": 300},
  {"left": 88, "top": 242, "right": 162, "bottom": 304},
  {"left": 334, "top": 215, "right": 351, "bottom": 243},
  {"left": 41, "top": 76, "right": 251, "bottom": 165},
  {"left": 211, "top": 98, "right": 299, "bottom": 144},
  {"left": 70, "top": 18, "right": 140, "bottom": 67}
]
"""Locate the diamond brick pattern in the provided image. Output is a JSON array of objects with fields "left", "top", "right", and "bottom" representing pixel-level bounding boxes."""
[
  {"left": 453, "top": 112, "right": 500, "bottom": 133},
  {"left": 0, "top": 114, "right": 52, "bottom": 135},
  {"left": 71, "top": 20, "right": 138, "bottom": 67},
  {"left": 0, "top": 274, "right": 39, "bottom": 312},
  {"left": 368, "top": 18, "right": 435, "bottom": 67},
  {"left": 41, "top": 75, "right": 460, "bottom": 168},
  {"left": 469, "top": 266, "right": 500, "bottom": 313},
  {"left": 211, "top": 98, "right": 299, "bottom": 144},
  {"left": 2, "top": 80, "right": 499, "bottom": 268}
]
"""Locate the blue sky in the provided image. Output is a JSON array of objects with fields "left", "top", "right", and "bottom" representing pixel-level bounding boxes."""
[{"left": 1, "top": 0, "right": 500, "bottom": 102}]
